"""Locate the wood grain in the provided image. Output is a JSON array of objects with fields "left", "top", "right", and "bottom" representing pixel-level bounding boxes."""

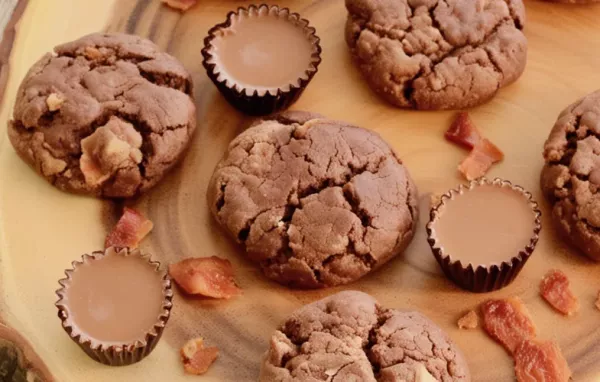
[
  {"left": 2, "top": 0, "right": 600, "bottom": 381},
  {"left": 0, "top": 0, "right": 26, "bottom": 108}
]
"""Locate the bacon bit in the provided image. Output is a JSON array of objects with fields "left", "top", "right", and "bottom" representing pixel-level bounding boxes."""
[
  {"left": 458, "top": 138, "right": 504, "bottom": 180},
  {"left": 105, "top": 207, "right": 153, "bottom": 249},
  {"left": 181, "top": 337, "right": 219, "bottom": 375},
  {"left": 540, "top": 269, "right": 579, "bottom": 316},
  {"left": 514, "top": 339, "right": 571, "bottom": 382},
  {"left": 161, "top": 0, "right": 197, "bottom": 11},
  {"left": 595, "top": 291, "right": 600, "bottom": 311},
  {"left": 481, "top": 298, "right": 537, "bottom": 354},
  {"left": 169, "top": 256, "right": 241, "bottom": 299},
  {"left": 445, "top": 112, "right": 482, "bottom": 150},
  {"left": 457, "top": 310, "right": 478, "bottom": 330}
]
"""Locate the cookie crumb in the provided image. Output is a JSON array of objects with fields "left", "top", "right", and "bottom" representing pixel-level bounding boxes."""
[
  {"left": 161, "top": 0, "right": 197, "bottom": 11},
  {"left": 169, "top": 256, "right": 241, "bottom": 299},
  {"left": 105, "top": 207, "right": 153, "bottom": 249},
  {"left": 540, "top": 269, "right": 579, "bottom": 316},
  {"left": 481, "top": 297, "right": 536, "bottom": 354},
  {"left": 445, "top": 112, "right": 482, "bottom": 150},
  {"left": 46, "top": 93, "right": 64, "bottom": 111},
  {"left": 514, "top": 339, "right": 571, "bottom": 382},
  {"left": 181, "top": 337, "right": 218, "bottom": 375},
  {"left": 457, "top": 310, "right": 478, "bottom": 330}
]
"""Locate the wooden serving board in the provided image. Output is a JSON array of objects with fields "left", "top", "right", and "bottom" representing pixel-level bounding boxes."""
[{"left": 2, "top": 0, "right": 600, "bottom": 381}]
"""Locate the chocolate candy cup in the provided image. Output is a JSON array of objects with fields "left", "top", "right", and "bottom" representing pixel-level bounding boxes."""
[
  {"left": 426, "top": 178, "right": 542, "bottom": 293},
  {"left": 56, "top": 247, "right": 173, "bottom": 366},
  {"left": 202, "top": 4, "right": 322, "bottom": 116}
]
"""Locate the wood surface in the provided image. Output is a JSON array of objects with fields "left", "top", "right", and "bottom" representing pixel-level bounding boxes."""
[{"left": 1, "top": 0, "right": 600, "bottom": 381}]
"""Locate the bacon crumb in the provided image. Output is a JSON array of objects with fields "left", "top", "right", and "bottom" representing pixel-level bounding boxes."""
[
  {"left": 445, "top": 112, "right": 482, "bottom": 149},
  {"left": 458, "top": 138, "right": 504, "bottom": 180},
  {"left": 595, "top": 291, "right": 600, "bottom": 311},
  {"left": 481, "top": 297, "right": 536, "bottom": 354},
  {"left": 181, "top": 337, "right": 219, "bottom": 375},
  {"left": 105, "top": 207, "right": 153, "bottom": 249},
  {"left": 169, "top": 256, "right": 242, "bottom": 299},
  {"left": 514, "top": 339, "right": 571, "bottom": 382},
  {"left": 457, "top": 310, "right": 478, "bottom": 330},
  {"left": 161, "top": 0, "right": 197, "bottom": 11},
  {"left": 540, "top": 269, "right": 579, "bottom": 316}
]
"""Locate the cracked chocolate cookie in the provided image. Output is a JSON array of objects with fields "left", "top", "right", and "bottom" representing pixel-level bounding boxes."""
[
  {"left": 207, "top": 111, "right": 418, "bottom": 288},
  {"left": 541, "top": 89, "right": 600, "bottom": 261},
  {"left": 7, "top": 33, "right": 196, "bottom": 198},
  {"left": 345, "top": 0, "right": 527, "bottom": 110},
  {"left": 260, "top": 291, "right": 471, "bottom": 381}
]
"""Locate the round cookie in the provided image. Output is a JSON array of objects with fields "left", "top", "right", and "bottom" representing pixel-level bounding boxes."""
[
  {"left": 207, "top": 111, "right": 418, "bottom": 288},
  {"left": 260, "top": 291, "right": 471, "bottom": 381},
  {"left": 8, "top": 33, "right": 196, "bottom": 198},
  {"left": 345, "top": 0, "right": 527, "bottom": 110},
  {"left": 541, "top": 89, "right": 600, "bottom": 261}
]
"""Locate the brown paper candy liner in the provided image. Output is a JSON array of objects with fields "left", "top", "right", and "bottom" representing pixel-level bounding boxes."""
[
  {"left": 55, "top": 247, "right": 173, "bottom": 366},
  {"left": 426, "top": 178, "right": 542, "bottom": 293},
  {"left": 201, "top": 4, "right": 322, "bottom": 116}
]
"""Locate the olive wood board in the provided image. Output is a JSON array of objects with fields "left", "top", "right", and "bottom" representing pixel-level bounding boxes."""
[{"left": 1, "top": 0, "right": 600, "bottom": 381}]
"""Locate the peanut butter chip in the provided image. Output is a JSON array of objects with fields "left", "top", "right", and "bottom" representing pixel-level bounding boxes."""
[
  {"left": 80, "top": 117, "right": 143, "bottom": 186},
  {"left": 457, "top": 310, "right": 479, "bottom": 330},
  {"left": 46, "top": 93, "right": 64, "bottom": 111},
  {"left": 84, "top": 46, "right": 103, "bottom": 60},
  {"left": 415, "top": 363, "right": 437, "bottom": 382}
]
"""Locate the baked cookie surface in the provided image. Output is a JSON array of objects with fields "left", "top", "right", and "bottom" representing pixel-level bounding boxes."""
[
  {"left": 542, "top": 89, "right": 600, "bottom": 261},
  {"left": 260, "top": 291, "right": 471, "bottom": 381},
  {"left": 8, "top": 33, "right": 196, "bottom": 198},
  {"left": 345, "top": 0, "right": 527, "bottom": 110},
  {"left": 207, "top": 111, "right": 418, "bottom": 288}
]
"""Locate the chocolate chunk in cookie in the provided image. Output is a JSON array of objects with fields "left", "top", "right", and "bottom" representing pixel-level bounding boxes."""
[
  {"left": 260, "top": 291, "right": 471, "bottom": 381},
  {"left": 8, "top": 33, "right": 196, "bottom": 198},
  {"left": 541, "top": 89, "right": 600, "bottom": 261},
  {"left": 207, "top": 111, "right": 418, "bottom": 288},
  {"left": 345, "top": 0, "right": 527, "bottom": 110}
]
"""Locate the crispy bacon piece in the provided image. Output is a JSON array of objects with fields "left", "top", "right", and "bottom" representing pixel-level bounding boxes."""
[
  {"left": 445, "top": 112, "right": 482, "bottom": 149},
  {"left": 181, "top": 337, "right": 219, "bottom": 375},
  {"left": 169, "top": 256, "right": 241, "bottom": 299},
  {"left": 481, "top": 298, "right": 537, "bottom": 354},
  {"left": 514, "top": 339, "right": 571, "bottom": 382},
  {"left": 161, "top": 0, "right": 197, "bottom": 11},
  {"left": 457, "top": 310, "right": 478, "bottom": 330},
  {"left": 540, "top": 269, "right": 579, "bottom": 316},
  {"left": 105, "top": 207, "right": 153, "bottom": 249},
  {"left": 458, "top": 138, "right": 504, "bottom": 180}
]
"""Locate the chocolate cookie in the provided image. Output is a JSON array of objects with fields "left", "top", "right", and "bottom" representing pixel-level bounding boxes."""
[
  {"left": 345, "top": 0, "right": 527, "bottom": 110},
  {"left": 207, "top": 111, "right": 418, "bottom": 288},
  {"left": 7, "top": 33, "right": 196, "bottom": 198},
  {"left": 541, "top": 89, "right": 600, "bottom": 261},
  {"left": 260, "top": 291, "right": 471, "bottom": 381}
]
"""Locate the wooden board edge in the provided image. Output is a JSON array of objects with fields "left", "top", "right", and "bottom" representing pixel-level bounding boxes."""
[
  {"left": 0, "top": 0, "right": 29, "bottom": 109},
  {"left": 0, "top": 321, "right": 55, "bottom": 381}
]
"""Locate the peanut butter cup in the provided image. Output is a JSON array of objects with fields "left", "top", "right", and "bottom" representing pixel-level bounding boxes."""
[
  {"left": 202, "top": 4, "right": 321, "bottom": 115},
  {"left": 427, "top": 178, "right": 541, "bottom": 293},
  {"left": 56, "top": 247, "right": 172, "bottom": 365}
]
